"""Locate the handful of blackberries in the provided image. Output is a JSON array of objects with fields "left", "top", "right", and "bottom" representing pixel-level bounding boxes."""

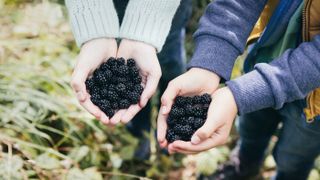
[
  {"left": 166, "top": 94, "right": 212, "bottom": 143},
  {"left": 85, "top": 57, "right": 144, "bottom": 118}
]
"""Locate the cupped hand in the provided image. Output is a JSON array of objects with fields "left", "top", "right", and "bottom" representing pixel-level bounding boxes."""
[
  {"left": 70, "top": 38, "right": 117, "bottom": 124},
  {"left": 168, "top": 87, "right": 238, "bottom": 154},
  {"left": 157, "top": 68, "right": 221, "bottom": 148},
  {"left": 109, "top": 39, "right": 162, "bottom": 125}
]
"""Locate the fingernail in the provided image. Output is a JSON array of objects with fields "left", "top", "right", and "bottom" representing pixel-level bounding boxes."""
[
  {"left": 191, "top": 135, "right": 200, "bottom": 145},
  {"left": 161, "top": 106, "right": 167, "bottom": 114}
]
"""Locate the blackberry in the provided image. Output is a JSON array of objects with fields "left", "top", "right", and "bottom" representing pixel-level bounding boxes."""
[
  {"left": 167, "top": 118, "right": 176, "bottom": 128},
  {"left": 104, "top": 108, "right": 115, "bottom": 117},
  {"left": 175, "top": 96, "right": 186, "bottom": 107},
  {"left": 104, "top": 69, "right": 113, "bottom": 80},
  {"left": 100, "top": 88, "right": 109, "bottom": 98},
  {"left": 133, "top": 84, "right": 144, "bottom": 95},
  {"left": 200, "top": 93, "right": 212, "bottom": 105},
  {"left": 117, "top": 65, "right": 129, "bottom": 76},
  {"left": 100, "top": 62, "right": 110, "bottom": 71},
  {"left": 106, "top": 90, "right": 119, "bottom": 102},
  {"left": 129, "top": 66, "right": 139, "bottom": 77},
  {"left": 185, "top": 104, "right": 194, "bottom": 116},
  {"left": 106, "top": 57, "right": 117, "bottom": 68},
  {"left": 119, "top": 99, "right": 130, "bottom": 109},
  {"left": 111, "top": 102, "right": 119, "bottom": 109},
  {"left": 94, "top": 70, "right": 108, "bottom": 84},
  {"left": 166, "top": 129, "right": 178, "bottom": 143},
  {"left": 108, "top": 84, "right": 116, "bottom": 92},
  {"left": 185, "top": 116, "right": 195, "bottom": 125},
  {"left": 184, "top": 97, "right": 193, "bottom": 105},
  {"left": 127, "top": 58, "right": 136, "bottom": 67},
  {"left": 133, "top": 76, "right": 142, "bottom": 84},
  {"left": 90, "top": 93, "right": 101, "bottom": 105},
  {"left": 99, "top": 99, "right": 111, "bottom": 112},
  {"left": 116, "top": 83, "right": 126, "bottom": 94},
  {"left": 85, "top": 78, "right": 95, "bottom": 92},
  {"left": 129, "top": 92, "right": 140, "bottom": 104},
  {"left": 194, "top": 106, "right": 204, "bottom": 117},
  {"left": 169, "top": 106, "right": 185, "bottom": 118},
  {"left": 179, "top": 117, "right": 189, "bottom": 125},
  {"left": 117, "top": 77, "right": 129, "bottom": 84},
  {"left": 126, "top": 82, "right": 134, "bottom": 91},
  {"left": 117, "top": 57, "right": 126, "bottom": 65},
  {"left": 192, "top": 95, "right": 202, "bottom": 104},
  {"left": 193, "top": 117, "right": 205, "bottom": 129}
]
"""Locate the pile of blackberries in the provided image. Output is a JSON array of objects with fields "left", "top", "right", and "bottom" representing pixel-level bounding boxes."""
[
  {"left": 166, "top": 94, "right": 212, "bottom": 143},
  {"left": 85, "top": 57, "right": 144, "bottom": 118}
]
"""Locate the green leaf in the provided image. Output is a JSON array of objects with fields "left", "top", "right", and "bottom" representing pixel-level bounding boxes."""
[
  {"left": 119, "top": 146, "right": 135, "bottom": 160},
  {"left": 69, "top": 146, "right": 90, "bottom": 162},
  {"left": 35, "top": 153, "right": 61, "bottom": 169},
  {"left": 83, "top": 167, "right": 103, "bottom": 180}
]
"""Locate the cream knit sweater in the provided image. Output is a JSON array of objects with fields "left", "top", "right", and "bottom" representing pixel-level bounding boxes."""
[{"left": 65, "top": 0, "right": 181, "bottom": 52}]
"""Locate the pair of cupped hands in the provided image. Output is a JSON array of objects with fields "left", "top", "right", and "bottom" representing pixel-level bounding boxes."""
[{"left": 71, "top": 38, "right": 238, "bottom": 154}]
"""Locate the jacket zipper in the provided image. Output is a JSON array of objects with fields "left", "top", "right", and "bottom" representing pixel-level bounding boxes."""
[{"left": 302, "top": 0, "right": 311, "bottom": 42}]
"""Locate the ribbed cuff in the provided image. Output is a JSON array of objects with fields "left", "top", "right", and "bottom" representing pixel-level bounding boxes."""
[
  {"left": 187, "top": 35, "right": 239, "bottom": 81},
  {"left": 226, "top": 70, "right": 275, "bottom": 114},
  {"left": 119, "top": 0, "right": 181, "bottom": 52},
  {"left": 65, "top": 0, "right": 119, "bottom": 47}
]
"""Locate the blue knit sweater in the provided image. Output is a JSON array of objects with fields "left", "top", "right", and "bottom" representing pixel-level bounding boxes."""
[{"left": 188, "top": 0, "right": 320, "bottom": 114}]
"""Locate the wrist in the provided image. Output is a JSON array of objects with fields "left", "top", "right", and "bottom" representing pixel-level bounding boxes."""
[
  {"left": 189, "top": 67, "right": 221, "bottom": 82},
  {"left": 120, "top": 39, "right": 156, "bottom": 54}
]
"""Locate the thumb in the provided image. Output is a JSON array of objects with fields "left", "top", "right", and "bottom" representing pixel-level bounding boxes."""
[
  {"left": 160, "top": 80, "right": 180, "bottom": 115},
  {"left": 190, "top": 100, "right": 221, "bottom": 145},
  {"left": 71, "top": 66, "right": 90, "bottom": 102}
]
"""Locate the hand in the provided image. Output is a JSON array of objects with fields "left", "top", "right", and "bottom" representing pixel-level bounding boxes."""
[
  {"left": 109, "top": 39, "right": 162, "bottom": 125},
  {"left": 157, "top": 68, "right": 221, "bottom": 148},
  {"left": 70, "top": 38, "right": 117, "bottom": 124},
  {"left": 168, "top": 87, "right": 238, "bottom": 154}
]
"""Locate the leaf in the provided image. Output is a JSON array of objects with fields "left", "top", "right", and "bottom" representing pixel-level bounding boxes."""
[
  {"left": 0, "top": 154, "right": 23, "bottom": 179},
  {"left": 119, "top": 146, "right": 135, "bottom": 160},
  {"left": 35, "top": 153, "right": 61, "bottom": 169},
  {"left": 110, "top": 154, "right": 123, "bottom": 169},
  {"left": 83, "top": 167, "right": 103, "bottom": 180},
  {"left": 69, "top": 146, "right": 90, "bottom": 162},
  {"left": 66, "top": 168, "right": 85, "bottom": 180}
]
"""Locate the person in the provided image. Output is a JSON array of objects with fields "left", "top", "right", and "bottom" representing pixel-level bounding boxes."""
[
  {"left": 157, "top": 0, "right": 320, "bottom": 179},
  {"left": 65, "top": 0, "right": 192, "bottom": 159}
]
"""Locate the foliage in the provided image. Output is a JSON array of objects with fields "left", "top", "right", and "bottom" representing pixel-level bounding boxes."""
[{"left": 0, "top": 0, "right": 319, "bottom": 180}]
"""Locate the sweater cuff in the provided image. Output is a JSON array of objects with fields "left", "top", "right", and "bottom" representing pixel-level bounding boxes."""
[
  {"left": 187, "top": 35, "right": 239, "bottom": 81},
  {"left": 119, "top": 0, "right": 181, "bottom": 52},
  {"left": 65, "top": 0, "right": 119, "bottom": 47},
  {"left": 226, "top": 70, "right": 275, "bottom": 114}
]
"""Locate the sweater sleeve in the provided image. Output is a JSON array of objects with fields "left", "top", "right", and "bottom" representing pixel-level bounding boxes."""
[
  {"left": 65, "top": 0, "right": 119, "bottom": 47},
  {"left": 119, "top": 0, "right": 181, "bottom": 52},
  {"left": 226, "top": 35, "right": 320, "bottom": 114},
  {"left": 188, "top": 0, "right": 268, "bottom": 81}
]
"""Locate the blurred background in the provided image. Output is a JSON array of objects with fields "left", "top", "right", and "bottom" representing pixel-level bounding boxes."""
[{"left": 0, "top": 0, "right": 319, "bottom": 179}]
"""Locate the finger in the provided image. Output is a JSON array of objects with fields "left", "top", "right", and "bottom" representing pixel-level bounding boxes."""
[
  {"left": 160, "top": 80, "right": 180, "bottom": 115},
  {"left": 80, "top": 99, "right": 102, "bottom": 119},
  {"left": 120, "top": 104, "right": 142, "bottom": 124},
  {"left": 71, "top": 69, "right": 90, "bottom": 102},
  {"left": 157, "top": 106, "right": 169, "bottom": 145},
  {"left": 167, "top": 143, "right": 198, "bottom": 155},
  {"left": 172, "top": 134, "right": 225, "bottom": 152},
  {"left": 190, "top": 101, "right": 223, "bottom": 145},
  {"left": 100, "top": 113, "right": 110, "bottom": 125},
  {"left": 159, "top": 140, "right": 168, "bottom": 149},
  {"left": 140, "top": 73, "right": 160, "bottom": 107},
  {"left": 110, "top": 110, "right": 126, "bottom": 125}
]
